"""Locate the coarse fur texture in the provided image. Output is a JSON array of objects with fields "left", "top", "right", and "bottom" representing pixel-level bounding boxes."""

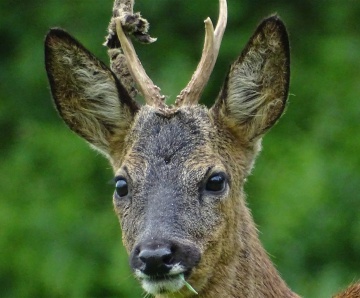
[
  {"left": 45, "top": 29, "right": 138, "bottom": 159},
  {"left": 213, "top": 17, "right": 290, "bottom": 142},
  {"left": 44, "top": 1, "right": 359, "bottom": 297},
  {"left": 333, "top": 284, "right": 360, "bottom": 298}
]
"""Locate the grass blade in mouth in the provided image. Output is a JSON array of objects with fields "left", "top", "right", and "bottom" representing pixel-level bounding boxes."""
[{"left": 179, "top": 274, "right": 198, "bottom": 295}]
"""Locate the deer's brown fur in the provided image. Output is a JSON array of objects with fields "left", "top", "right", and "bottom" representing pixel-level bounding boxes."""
[
  {"left": 44, "top": 1, "right": 359, "bottom": 297},
  {"left": 334, "top": 284, "right": 360, "bottom": 298}
]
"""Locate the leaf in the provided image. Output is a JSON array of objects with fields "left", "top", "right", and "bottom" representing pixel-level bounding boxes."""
[{"left": 180, "top": 274, "right": 198, "bottom": 295}]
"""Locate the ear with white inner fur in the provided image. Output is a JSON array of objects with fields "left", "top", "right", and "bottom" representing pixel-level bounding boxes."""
[
  {"left": 211, "top": 16, "right": 290, "bottom": 141},
  {"left": 45, "top": 29, "right": 138, "bottom": 158}
]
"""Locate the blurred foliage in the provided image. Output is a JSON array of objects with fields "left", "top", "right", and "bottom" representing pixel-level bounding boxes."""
[{"left": 1, "top": 0, "right": 359, "bottom": 297}]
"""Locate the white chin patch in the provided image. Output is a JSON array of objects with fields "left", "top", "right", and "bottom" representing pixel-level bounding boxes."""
[
  {"left": 142, "top": 275, "right": 184, "bottom": 295},
  {"left": 135, "top": 264, "right": 185, "bottom": 295}
]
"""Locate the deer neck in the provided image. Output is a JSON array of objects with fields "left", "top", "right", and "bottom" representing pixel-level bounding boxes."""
[{"left": 200, "top": 199, "right": 300, "bottom": 298}]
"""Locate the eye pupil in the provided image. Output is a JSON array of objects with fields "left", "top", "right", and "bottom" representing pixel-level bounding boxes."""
[
  {"left": 205, "top": 173, "right": 226, "bottom": 192},
  {"left": 115, "top": 178, "right": 128, "bottom": 197}
]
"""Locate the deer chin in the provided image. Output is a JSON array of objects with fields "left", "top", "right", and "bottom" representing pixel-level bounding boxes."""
[
  {"left": 134, "top": 264, "right": 189, "bottom": 295},
  {"left": 141, "top": 274, "right": 185, "bottom": 295}
]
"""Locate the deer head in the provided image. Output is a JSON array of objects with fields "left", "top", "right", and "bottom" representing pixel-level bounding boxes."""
[{"left": 45, "top": 0, "right": 290, "bottom": 296}]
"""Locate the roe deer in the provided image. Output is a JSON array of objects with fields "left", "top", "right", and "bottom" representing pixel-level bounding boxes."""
[{"left": 44, "top": 0, "right": 359, "bottom": 297}]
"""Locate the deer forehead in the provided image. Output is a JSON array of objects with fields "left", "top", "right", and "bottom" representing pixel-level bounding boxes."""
[{"left": 114, "top": 105, "right": 228, "bottom": 178}]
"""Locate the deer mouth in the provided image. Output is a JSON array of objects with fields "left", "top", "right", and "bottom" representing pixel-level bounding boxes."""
[{"left": 135, "top": 268, "right": 192, "bottom": 295}]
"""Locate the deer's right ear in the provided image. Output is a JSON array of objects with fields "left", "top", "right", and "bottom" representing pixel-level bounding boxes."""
[
  {"left": 211, "top": 16, "right": 290, "bottom": 142},
  {"left": 45, "top": 28, "right": 138, "bottom": 157}
]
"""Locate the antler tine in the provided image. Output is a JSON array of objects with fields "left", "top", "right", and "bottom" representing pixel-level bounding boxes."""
[
  {"left": 114, "top": 1, "right": 166, "bottom": 108},
  {"left": 175, "top": 0, "right": 227, "bottom": 107}
]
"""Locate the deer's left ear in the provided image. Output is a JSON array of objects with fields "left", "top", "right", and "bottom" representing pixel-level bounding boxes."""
[{"left": 211, "top": 16, "right": 290, "bottom": 141}]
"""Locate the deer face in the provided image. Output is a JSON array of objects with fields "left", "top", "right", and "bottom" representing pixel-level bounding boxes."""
[
  {"left": 112, "top": 105, "right": 255, "bottom": 294},
  {"left": 45, "top": 3, "right": 289, "bottom": 295}
]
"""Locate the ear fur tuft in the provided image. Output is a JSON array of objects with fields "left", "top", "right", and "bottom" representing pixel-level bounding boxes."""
[
  {"left": 45, "top": 28, "right": 138, "bottom": 157},
  {"left": 212, "top": 16, "right": 290, "bottom": 141}
]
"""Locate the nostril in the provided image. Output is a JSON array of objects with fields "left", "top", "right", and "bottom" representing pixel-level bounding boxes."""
[
  {"left": 162, "top": 253, "right": 173, "bottom": 265},
  {"left": 138, "top": 247, "right": 173, "bottom": 276},
  {"left": 134, "top": 247, "right": 140, "bottom": 256}
]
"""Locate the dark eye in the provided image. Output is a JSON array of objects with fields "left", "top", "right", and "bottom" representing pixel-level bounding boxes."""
[
  {"left": 115, "top": 178, "right": 128, "bottom": 197},
  {"left": 205, "top": 173, "right": 227, "bottom": 192}
]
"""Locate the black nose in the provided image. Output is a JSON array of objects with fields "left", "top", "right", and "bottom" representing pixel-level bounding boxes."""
[
  {"left": 138, "top": 247, "right": 173, "bottom": 276},
  {"left": 130, "top": 238, "right": 201, "bottom": 277}
]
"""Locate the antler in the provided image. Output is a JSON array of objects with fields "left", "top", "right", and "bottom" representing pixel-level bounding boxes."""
[
  {"left": 115, "top": 19, "right": 166, "bottom": 108},
  {"left": 106, "top": 0, "right": 166, "bottom": 108},
  {"left": 106, "top": 0, "right": 227, "bottom": 109},
  {"left": 175, "top": 0, "right": 227, "bottom": 107}
]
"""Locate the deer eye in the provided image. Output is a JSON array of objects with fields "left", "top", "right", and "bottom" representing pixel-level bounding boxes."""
[
  {"left": 205, "top": 173, "right": 227, "bottom": 192},
  {"left": 115, "top": 177, "right": 128, "bottom": 197}
]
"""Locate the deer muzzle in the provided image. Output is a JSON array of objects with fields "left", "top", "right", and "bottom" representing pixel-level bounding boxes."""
[{"left": 130, "top": 237, "right": 201, "bottom": 295}]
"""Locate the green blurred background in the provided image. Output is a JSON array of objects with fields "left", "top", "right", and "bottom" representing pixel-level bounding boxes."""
[{"left": 1, "top": 0, "right": 359, "bottom": 297}]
